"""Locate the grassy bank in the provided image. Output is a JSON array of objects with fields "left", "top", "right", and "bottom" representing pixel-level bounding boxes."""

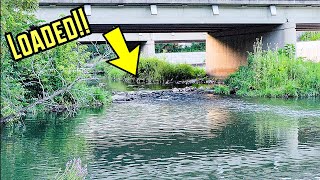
[
  {"left": 96, "top": 57, "right": 207, "bottom": 83},
  {"left": 214, "top": 40, "right": 320, "bottom": 98}
]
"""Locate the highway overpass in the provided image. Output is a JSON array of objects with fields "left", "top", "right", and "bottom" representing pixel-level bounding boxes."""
[
  {"left": 37, "top": 0, "right": 320, "bottom": 77},
  {"left": 79, "top": 33, "right": 207, "bottom": 56}
]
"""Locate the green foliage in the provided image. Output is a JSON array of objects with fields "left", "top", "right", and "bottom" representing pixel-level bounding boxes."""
[
  {"left": 96, "top": 61, "right": 128, "bottom": 81},
  {"left": 299, "top": 32, "right": 320, "bottom": 41},
  {"left": 70, "top": 83, "right": 108, "bottom": 107},
  {"left": 106, "top": 67, "right": 128, "bottom": 81},
  {"left": 155, "top": 42, "right": 205, "bottom": 53},
  {"left": 220, "top": 39, "right": 320, "bottom": 98},
  {"left": 86, "top": 44, "right": 108, "bottom": 56},
  {"left": 85, "top": 44, "right": 117, "bottom": 60},
  {"left": 1, "top": 0, "right": 37, "bottom": 118},
  {"left": 98, "top": 57, "right": 207, "bottom": 83},
  {"left": 282, "top": 44, "right": 296, "bottom": 59},
  {"left": 1, "top": 0, "right": 108, "bottom": 120},
  {"left": 213, "top": 85, "right": 230, "bottom": 95}
]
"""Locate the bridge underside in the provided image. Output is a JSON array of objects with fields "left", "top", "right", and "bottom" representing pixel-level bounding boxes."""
[
  {"left": 37, "top": 4, "right": 320, "bottom": 77},
  {"left": 89, "top": 24, "right": 319, "bottom": 33},
  {"left": 82, "top": 23, "right": 319, "bottom": 77}
]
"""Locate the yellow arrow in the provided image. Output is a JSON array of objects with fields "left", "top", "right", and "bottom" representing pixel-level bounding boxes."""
[{"left": 103, "top": 27, "right": 140, "bottom": 76}]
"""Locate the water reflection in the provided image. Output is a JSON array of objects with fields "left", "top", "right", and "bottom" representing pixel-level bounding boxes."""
[
  {"left": 1, "top": 109, "right": 104, "bottom": 179},
  {"left": 1, "top": 95, "right": 320, "bottom": 179}
]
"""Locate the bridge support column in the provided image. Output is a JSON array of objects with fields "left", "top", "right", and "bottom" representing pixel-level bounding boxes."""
[
  {"left": 206, "top": 22, "right": 296, "bottom": 78},
  {"left": 263, "top": 22, "right": 297, "bottom": 49},
  {"left": 141, "top": 40, "right": 156, "bottom": 57},
  {"left": 205, "top": 33, "right": 249, "bottom": 78}
]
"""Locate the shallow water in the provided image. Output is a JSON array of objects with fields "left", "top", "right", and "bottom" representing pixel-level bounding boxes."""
[{"left": 1, "top": 94, "right": 320, "bottom": 179}]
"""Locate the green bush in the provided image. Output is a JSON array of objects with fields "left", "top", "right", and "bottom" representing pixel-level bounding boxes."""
[
  {"left": 213, "top": 85, "right": 230, "bottom": 95},
  {"left": 98, "top": 57, "right": 207, "bottom": 83},
  {"left": 218, "top": 39, "right": 320, "bottom": 98},
  {"left": 106, "top": 67, "right": 128, "bottom": 80}
]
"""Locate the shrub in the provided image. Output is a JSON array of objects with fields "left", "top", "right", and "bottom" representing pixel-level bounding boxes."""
[
  {"left": 219, "top": 39, "right": 320, "bottom": 98},
  {"left": 107, "top": 67, "right": 128, "bottom": 81},
  {"left": 213, "top": 85, "right": 230, "bottom": 95},
  {"left": 98, "top": 57, "right": 207, "bottom": 83},
  {"left": 193, "top": 66, "right": 207, "bottom": 78},
  {"left": 173, "top": 64, "right": 195, "bottom": 80}
]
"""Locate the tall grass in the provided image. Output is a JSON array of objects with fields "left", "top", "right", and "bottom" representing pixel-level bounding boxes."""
[
  {"left": 98, "top": 57, "right": 206, "bottom": 83},
  {"left": 215, "top": 39, "right": 320, "bottom": 98},
  {"left": 299, "top": 32, "right": 320, "bottom": 41}
]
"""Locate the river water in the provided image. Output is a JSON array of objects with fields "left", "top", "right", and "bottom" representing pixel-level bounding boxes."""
[{"left": 1, "top": 91, "right": 320, "bottom": 179}]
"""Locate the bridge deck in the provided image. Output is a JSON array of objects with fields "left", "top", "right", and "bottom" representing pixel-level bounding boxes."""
[
  {"left": 37, "top": 0, "right": 320, "bottom": 33},
  {"left": 39, "top": 0, "right": 320, "bottom": 6}
]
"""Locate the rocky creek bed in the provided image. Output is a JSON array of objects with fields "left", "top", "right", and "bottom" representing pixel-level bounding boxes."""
[{"left": 112, "top": 86, "right": 216, "bottom": 102}]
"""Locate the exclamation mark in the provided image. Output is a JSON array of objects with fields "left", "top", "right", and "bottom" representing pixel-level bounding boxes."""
[
  {"left": 78, "top": 7, "right": 91, "bottom": 34},
  {"left": 72, "top": 9, "right": 85, "bottom": 36}
]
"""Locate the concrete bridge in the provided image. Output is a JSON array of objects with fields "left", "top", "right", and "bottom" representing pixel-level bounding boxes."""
[
  {"left": 37, "top": 0, "right": 320, "bottom": 77},
  {"left": 79, "top": 32, "right": 206, "bottom": 57}
]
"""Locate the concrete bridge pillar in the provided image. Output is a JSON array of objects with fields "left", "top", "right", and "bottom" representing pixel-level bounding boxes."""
[
  {"left": 206, "top": 22, "right": 297, "bottom": 78},
  {"left": 205, "top": 33, "right": 248, "bottom": 78},
  {"left": 263, "top": 22, "right": 297, "bottom": 49},
  {"left": 141, "top": 40, "right": 156, "bottom": 57}
]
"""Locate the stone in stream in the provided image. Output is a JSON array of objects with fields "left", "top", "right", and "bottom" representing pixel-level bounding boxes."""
[{"left": 112, "top": 94, "right": 135, "bottom": 102}]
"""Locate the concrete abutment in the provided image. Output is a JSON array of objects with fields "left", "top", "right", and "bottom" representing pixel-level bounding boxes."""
[
  {"left": 205, "top": 22, "right": 297, "bottom": 77},
  {"left": 140, "top": 40, "right": 156, "bottom": 57}
]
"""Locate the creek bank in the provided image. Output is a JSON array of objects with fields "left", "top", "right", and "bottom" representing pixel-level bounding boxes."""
[{"left": 112, "top": 86, "right": 216, "bottom": 102}]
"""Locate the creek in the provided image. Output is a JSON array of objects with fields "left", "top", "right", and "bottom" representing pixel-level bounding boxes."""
[{"left": 1, "top": 83, "right": 320, "bottom": 179}]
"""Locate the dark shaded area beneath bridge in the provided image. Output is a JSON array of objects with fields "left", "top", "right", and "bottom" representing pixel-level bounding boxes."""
[
  {"left": 90, "top": 24, "right": 320, "bottom": 33},
  {"left": 90, "top": 24, "right": 278, "bottom": 33}
]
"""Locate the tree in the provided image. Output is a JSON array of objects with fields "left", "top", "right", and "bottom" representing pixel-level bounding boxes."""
[{"left": 1, "top": 0, "right": 107, "bottom": 123}]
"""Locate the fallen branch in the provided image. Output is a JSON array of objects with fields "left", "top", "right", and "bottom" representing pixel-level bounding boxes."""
[{"left": 0, "top": 78, "right": 89, "bottom": 124}]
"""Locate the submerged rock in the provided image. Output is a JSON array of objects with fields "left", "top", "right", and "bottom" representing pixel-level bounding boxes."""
[{"left": 112, "top": 94, "right": 134, "bottom": 102}]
